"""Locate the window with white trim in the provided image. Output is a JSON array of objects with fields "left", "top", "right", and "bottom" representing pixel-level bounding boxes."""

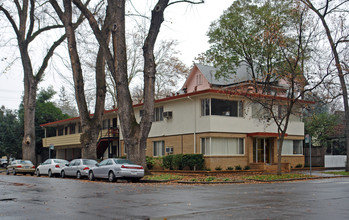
[
  {"left": 153, "top": 141, "right": 165, "bottom": 157},
  {"left": 153, "top": 107, "right": 164, "bottom": 122},
  {"left": 201, "top": 98, "right": 243, "bottom": 117},
  {"left": 201, "top": 137, "right": 244, "bottom": 156},
  {"left": 280, "top": 140, "right": 303, "bottom": 155}
]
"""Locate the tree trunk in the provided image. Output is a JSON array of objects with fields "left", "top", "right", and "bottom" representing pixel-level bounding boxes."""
[
  {"left": 22, "top": 75, "right": 37, "bottom": 164},
  {"left": 51, "top": 0, "right": 107, "bottom": 159}
]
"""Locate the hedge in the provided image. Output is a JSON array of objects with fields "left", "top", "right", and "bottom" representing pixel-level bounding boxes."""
[{"left": 160, "top": 154, "right": 205, "bottom": 170}]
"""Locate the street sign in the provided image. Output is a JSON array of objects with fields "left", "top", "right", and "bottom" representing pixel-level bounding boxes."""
[{"left": 305, "top": 134, "right": 310, "bottom": 143}]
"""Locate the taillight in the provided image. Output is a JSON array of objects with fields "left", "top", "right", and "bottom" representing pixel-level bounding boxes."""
[
  {"left": 55, "top": 164, "right": 60, "bottom": 168},
  {"left": 31, "top": 166, "right": 35, "bottom": 168},
  {"left": 121, "top": 165, "right": 143, "bottom": 169},
  {"left": 17, "top": 165, "right": 22, "bottom": 168},
  {"left": 83, "top": 167, "right": 89, "bottom": 170}
]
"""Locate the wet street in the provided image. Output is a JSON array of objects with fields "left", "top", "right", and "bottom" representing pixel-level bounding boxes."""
[{"left": 0, "top": 174, "right": 349, "bottom": 220}]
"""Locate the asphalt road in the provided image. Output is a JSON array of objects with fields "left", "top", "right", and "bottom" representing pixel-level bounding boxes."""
[{"left": 0, "top": 174, "right": 349, "bottom": 220}]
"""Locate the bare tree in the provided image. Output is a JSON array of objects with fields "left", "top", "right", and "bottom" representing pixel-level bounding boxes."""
[
  {"left": 0, "top": 1, "right": 83, "bottom": 164},
  {"left": 71, "top": 0, "right": 203, "bottom": 169},
  {"left": 49, "top": 0, "right": 110, "bottom": 159},
  {"left": 299, "top": 0, "right": 349, "bottom": 171}
]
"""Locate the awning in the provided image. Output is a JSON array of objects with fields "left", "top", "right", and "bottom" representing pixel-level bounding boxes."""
[{"left": 247, "top": 132, "right": 288, "bottom": 137}]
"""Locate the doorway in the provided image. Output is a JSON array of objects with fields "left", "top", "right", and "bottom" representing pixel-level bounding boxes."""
[{"left": 253, "top": 138, "right": 273, "bottom": 163}]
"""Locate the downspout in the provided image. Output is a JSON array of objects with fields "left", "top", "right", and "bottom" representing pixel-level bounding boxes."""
[{"left": 187, "top": 96, "right": 196, "bottom": 153}]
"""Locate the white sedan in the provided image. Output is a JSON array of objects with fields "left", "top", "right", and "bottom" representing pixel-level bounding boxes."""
[
  {"left": 88, "top": 158, "right": 144, "bottom": 182},
  {"left": 36, "top": 159, "right": 69, "bottom": 177}
]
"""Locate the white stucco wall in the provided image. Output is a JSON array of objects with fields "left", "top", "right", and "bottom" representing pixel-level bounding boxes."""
[{"left": 130, "top": 93, "right": 305, "bottom": 139}]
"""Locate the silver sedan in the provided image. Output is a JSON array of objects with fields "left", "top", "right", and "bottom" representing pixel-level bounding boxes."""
[
  {"left": 61, "top": 159, "right": 97, "bottom": 179},
  {"left": 88, "top": 158, "right": 144, "bottom": 182}
]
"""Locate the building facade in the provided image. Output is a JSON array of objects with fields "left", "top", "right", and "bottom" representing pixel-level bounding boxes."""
[{"left": 41, "top": 64, "right": 308, "bottom": 170}]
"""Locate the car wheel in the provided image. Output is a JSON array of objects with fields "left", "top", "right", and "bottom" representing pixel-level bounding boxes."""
[
  {"left": 61, "top": 170, "right": 65, "bottom": 178},
  {"left": 48, "top": 169, "right": 53, "bottom": 178},
  {"left": 30, "top": 173, "right": 34, "bottom": 176},
  {"left": 108, "top": 171, "right": 116, "bottom": 182},
  {"left": 88, "top": 171, "right": 95, "bottom": 181},
  {"left": 6, "top": 169, "right": 9, "bottom": 175},
  {"left": 76, "top": 171, "right": 81, "bottom": 179},
  {"left": 36, "top": 169, "right": 40, "bottom": 177},
  {"left": 12, "top": 169, "right": 16, "bottom": 175}
]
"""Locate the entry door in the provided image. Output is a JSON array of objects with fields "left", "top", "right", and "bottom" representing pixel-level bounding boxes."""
[{"left": 253, "top": 138, "right": 272, "bottom": 163}]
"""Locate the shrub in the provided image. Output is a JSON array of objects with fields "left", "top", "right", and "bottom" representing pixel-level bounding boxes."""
[
  {"left": 295, "top": 164, "right": 303, "bottom": 168},
  {"left": 146, "top": 156, "right": 156, "bottom": 170},
  {"left": 205, "top": 176, "right": 216, "bottom": 182},
  {"left": 235, "top": 165, "right": 242, "bottom": 170},
  {"left": 162, "top": 155, "right": 174, "bottom": 170},
  {"left": 161, "top": 154, "right": 205, "bottom": 170},
  {"left": 215, "top": 166, "right": 222, "bottom": 171},
  {"left": 226, "top": 166, "right": 234, "bottom": 171},
  {"left": 244, "top": 165, "right": 250, "bottom": 170},
  {"left": 182, "top": 154, "right": 205, "bottom": 170}
]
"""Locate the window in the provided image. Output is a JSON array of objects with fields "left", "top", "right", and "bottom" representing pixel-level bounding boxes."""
[
  {"left": 293, "top": 140, "right": 303, "bottom": 154},
  {"left": 153, "top": 141, "right": 165, "bottom": 156},
  {"left": 201, "top": 98, "right": 243, "bottom": 117},
  {"left": 78, "top": 123, "right": 82, "bottom": 133},
  {"left": 103, "top": 119, "right": 110, "bottom": 130},
  {"left": 70, "top": 123, "right": 76, "bottom": 134},
  {"left": 58, "top": 127, "right": 64, "bottom": 136},
  {"left": 201, "top": 99, "right": 210, "bottom": 116},
  {"left": 65, "top": 127, "right": 68, "bottom": 135},
  {"left": 196, "top": 74, "right": 202, "bottom": 85},
  {"left": 281, "top": 140, "right": 303, "bottom": 155},
  {"left": 153, "top": 107, "right": 164, "bottom": 122},
  {"left": 201, "top": 137, "right": 244, "bottom": 156},
  {"left": 139, "top": 109, "right": 144, "bottom": 117}
]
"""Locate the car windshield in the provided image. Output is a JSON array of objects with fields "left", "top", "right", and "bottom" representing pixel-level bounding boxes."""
[
  {"left": 83, "top": 160, "right": 97, "bottom": 165},
  {"left": 113, "top": 159, "right": 135, "bottom": 165},
  {"left": 20, "top": 160, "right": 33, "bottom": 164},
  {"left": 54, "top": 159, "right": 69, "bottom": 164}
]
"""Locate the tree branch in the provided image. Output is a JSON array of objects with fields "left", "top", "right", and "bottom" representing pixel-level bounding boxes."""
[
  {"left": 168, "top": 0, "right": 204, "bottom": 6},
  {"left": 25, "top": 0, "right": 35, "bottom": 43},
  {"left": 0, "top": 5, "right": 20, "bottom": 38}
]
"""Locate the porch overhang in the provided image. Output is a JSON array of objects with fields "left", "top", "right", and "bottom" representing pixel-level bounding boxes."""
[{"left": 247, "top": 132, "right": 288, "bottom": 137}]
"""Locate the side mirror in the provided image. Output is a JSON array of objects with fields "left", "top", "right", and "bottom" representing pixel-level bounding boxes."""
[
  {"left": 65, "top": 163, "right": 69, "bottom": 166},
  {"left": 95, "top": 163, "right": 100, "bottom": 167}
]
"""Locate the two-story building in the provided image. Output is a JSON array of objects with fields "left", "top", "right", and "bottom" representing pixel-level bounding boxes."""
[{"left": 41, "top": 63, "right": 308, "bottom": 170}]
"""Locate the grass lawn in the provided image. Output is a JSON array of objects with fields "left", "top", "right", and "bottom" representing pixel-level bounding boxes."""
[{"left": 143, "top": 174, "right": 184, "bottom": 181}]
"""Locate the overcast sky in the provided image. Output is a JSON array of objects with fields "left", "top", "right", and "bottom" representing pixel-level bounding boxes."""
[{"left": 0, "top": 0, "right": 232, "bottom": 110}]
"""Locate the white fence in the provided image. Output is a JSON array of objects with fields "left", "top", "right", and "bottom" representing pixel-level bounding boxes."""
[{"left": 324, "top": 155, "right": 347, "bottom": 168}]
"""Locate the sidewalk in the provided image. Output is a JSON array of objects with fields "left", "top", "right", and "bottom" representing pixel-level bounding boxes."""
[{"left": 294, "top": 169, "right": 346, "bottom": 177}]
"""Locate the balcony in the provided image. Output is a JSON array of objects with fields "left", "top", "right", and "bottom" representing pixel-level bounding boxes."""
[{"left": 42, "top": 133, "right": 81, "bottom": 148}]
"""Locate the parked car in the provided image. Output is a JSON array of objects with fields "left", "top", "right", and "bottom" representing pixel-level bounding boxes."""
[
  {"left": 6, "top": 160, "right": 35, "bottom": 176},
  {"left": 61, "top": 159, "right": 97, "bottom": 179},
  {"left": 36, "top": 159, "right": 69, "bottom": 177},
  {"left": 88, "top": 158, "right": 144, "bottom": 182},
  {"left": 1, "top": 159, "right": 8, "bottom": 167}
]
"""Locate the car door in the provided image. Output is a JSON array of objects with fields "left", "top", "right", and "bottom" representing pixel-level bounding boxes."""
[
  {"left": 72, "top": 160, "right": 81, "bottom": 175},
  {"left": 41, "top": 159, "right": 51, "bottom": 174},
  {"left": 93, "top": 159, "right": 109, "bottom": 178},
  {"left": 65, "top": 160, "right": 76, "bottom": 176},
  {"left": 102, "top": 160, "right": 114, "bottom": 178}
]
